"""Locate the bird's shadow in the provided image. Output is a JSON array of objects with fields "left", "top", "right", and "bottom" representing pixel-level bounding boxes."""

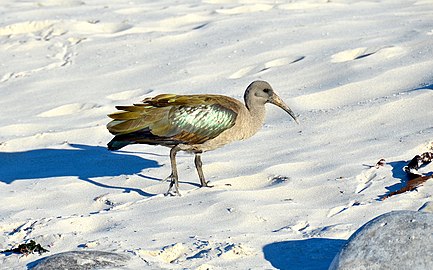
[
  {"left": 263, "top": 238, "right": 346, "bottom": 270},
  {"left": 0, "top": 144, "right": 161, "bottom": 197}
]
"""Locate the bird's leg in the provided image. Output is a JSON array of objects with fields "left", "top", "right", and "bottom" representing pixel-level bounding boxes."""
[
  {"left": 194, "top": 152, "right": 211, "bottom": 187},
  {"left": 165, "top": 146, "right": 181, "bottom": 196}
]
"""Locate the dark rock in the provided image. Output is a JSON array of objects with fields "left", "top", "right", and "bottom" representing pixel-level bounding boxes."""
[{"left": 29, "top": 250, "right": 130, "bottom": 270}]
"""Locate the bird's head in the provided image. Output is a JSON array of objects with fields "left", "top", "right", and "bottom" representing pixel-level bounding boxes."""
[{"left": 244, "top": 80, "right": 299, "bottom": 124}]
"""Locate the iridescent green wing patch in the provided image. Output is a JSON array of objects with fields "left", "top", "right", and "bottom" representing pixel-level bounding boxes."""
[{"left": 169, "top": 104, "right": 237, "bottom": 143}]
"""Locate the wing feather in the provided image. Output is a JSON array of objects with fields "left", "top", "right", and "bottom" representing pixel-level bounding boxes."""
[
  {"left": 107, "top": 94, "right": 239, "bottom": 146},
  {"left": 108, "top": 111, "right": 142, "bottom": 120}
]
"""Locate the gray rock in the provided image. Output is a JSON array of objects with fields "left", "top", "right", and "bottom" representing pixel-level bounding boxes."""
[
  {"left": 329, "top": 210, "right": 433, "bottom": 270},
  {"left": 29, "top": 250, "right": 130, "bottom": 270}
]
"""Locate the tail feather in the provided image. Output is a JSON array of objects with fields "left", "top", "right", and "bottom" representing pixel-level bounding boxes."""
[
  {"left": 107, "top": 138, "right": 131, "bottom": 150},
  {"left": 107, "top": 128, "right": 181, "bottom": 151}
]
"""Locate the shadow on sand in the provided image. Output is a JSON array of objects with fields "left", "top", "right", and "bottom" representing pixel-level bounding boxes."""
[
  {"left": 379, "top": 160, "right": 432, "bottom": 200},
  {"left": 263, "top": 238, "right": 346, "bottom": 270},
  {"left": 0, "top": 144, "right": 160, "bottom": 197}
]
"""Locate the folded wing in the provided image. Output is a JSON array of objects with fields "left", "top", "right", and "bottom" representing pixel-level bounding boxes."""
[{"left": 107, "top": 94, "right": 238, "bottom": 150}]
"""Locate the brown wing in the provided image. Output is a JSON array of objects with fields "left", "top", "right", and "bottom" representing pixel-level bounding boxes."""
[{"left": 107, "top": 94, "right": 239, "bottom": 148}]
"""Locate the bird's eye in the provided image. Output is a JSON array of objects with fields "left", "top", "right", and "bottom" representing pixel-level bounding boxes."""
[{"left": 263, "top": 88, "right": 271, "bottom": 93}]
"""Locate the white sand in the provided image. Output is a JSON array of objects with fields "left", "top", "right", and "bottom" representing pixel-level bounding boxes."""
[{"left": 1, "top": 0, "right": 433, "bottom": 269}]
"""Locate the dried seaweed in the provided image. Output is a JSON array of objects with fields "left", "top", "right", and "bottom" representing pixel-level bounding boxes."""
[
  {"left": 0, "top": 240, "right": 49, "bottom": 256},
  {"left": 381, "top": 152, "right": 433, "bottom": 200},
  {"left": 375, "top": 158, "right": 386, "bottom": 168}
]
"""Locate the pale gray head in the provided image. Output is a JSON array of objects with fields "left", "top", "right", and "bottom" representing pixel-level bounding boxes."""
[{"left": 244, "top": 80, "right": 299, "bottom": 124}]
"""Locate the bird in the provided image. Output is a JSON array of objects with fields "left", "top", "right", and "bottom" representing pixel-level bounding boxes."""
[{"left": 107, "top": 80, "right": 299, "bottom": 195}]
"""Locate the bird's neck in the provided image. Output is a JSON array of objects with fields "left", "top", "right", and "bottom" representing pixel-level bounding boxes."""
[{"left": 244, "top": 101, "right": 267, "bottom": 138}]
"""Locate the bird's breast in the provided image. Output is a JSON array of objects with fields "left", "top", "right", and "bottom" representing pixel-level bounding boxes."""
[{"left": 188, "top": 107, "right": 264, "bottom": 152}]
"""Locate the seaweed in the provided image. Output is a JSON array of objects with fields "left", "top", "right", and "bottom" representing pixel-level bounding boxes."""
[
  {"left": 1, "top": 240, "right": 49, "bottom": 256},
  {"left": 381, "top": 152, "right": 433, "bottom": 200}
]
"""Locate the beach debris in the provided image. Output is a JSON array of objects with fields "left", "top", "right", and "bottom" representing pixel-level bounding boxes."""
[
  {"left": 403, "top": 152, "right": 433, "bottom": 178},
  {"left": 381, "top": 152, "right": 433, "bottom": 200},
  {"left": 1, "top": 240, "right": 49, "bottom": 255},
  {"left": 362, "top": 158, "right": 386, "bottom": 169},
  {"left": 375, "top": 158, "right": 386, "bottom": 168},
  {"left": 269, "top": 175, "right": 291, "bottom": 185}
]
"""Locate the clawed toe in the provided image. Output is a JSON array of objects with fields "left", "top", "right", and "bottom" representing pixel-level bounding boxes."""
[
  {"left": 201, "top": 182, "right": 213, "bottom": 188},
  {"left": 164, "top": 175, "right": 181, "bottom": 196},
  {"left": 164, "top": 189, "right": 181, "bottom": 196}
]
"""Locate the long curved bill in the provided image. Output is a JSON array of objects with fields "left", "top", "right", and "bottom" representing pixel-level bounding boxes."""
[{"left": 270, "top": 93, "right": 300, "bottom": 124}]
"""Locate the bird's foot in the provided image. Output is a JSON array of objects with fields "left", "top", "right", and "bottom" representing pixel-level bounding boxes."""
[
  {"left": 164, "top": 178, "right": 181, "bottom": 196},
  {"left": 164, "top": 189, "right": 180, "bottom": 196},
  {"left": 200, "top": 180, "right": 214, "bottom": 188}
]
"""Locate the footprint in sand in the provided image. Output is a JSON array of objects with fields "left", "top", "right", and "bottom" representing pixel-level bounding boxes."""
[
  {"left": 0, "top": 19, "right": 131, "bottom": 82},
  {"left": 38, "top": 103, "right": 100, "bottom": 117},
  {"left": 331, "top": 46, "right": 404, "bottom": 63},
  {"left": 0, "top": 38, "right": 74, "bottom": 82},
  {"left": 0, "top": 20, "right": 132, "bottom": 37},
  {"left": 229, "top": 56, "right": 305, "bottom": 79}
]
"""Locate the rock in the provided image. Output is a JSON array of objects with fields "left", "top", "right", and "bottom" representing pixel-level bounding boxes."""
[
  {"left": 29, "top": 250, "right": 130, "bottom": 270},
  {"left": 329, "top": 210, "right": 433, "bottom": 270}
]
